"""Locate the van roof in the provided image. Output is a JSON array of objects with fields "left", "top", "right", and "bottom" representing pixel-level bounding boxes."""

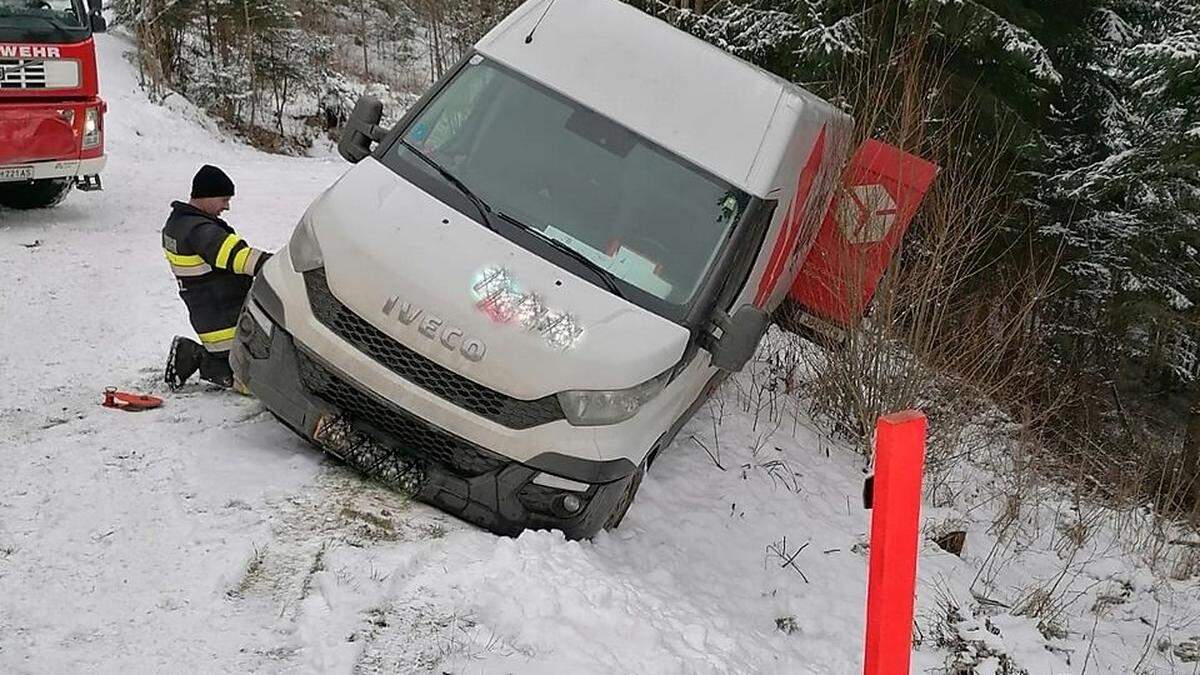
[{"left": 475, "top": 0, "right": 848, "bottom": 198}]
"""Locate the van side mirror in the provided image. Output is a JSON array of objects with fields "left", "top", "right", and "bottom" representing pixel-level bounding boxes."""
[
  {"left": 338, "top": 95, "right": 386, "bottom": 164},
  {"left": 710, "top": 305, "right": 770, "bottom": 372}
]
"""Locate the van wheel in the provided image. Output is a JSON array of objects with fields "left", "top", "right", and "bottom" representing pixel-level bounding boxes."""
[
  {"left": 0, "top": 178, "right": 74, "bottom": 209},
  {"left": 603, "top": 461, "right": 646, "bottom": 531}
]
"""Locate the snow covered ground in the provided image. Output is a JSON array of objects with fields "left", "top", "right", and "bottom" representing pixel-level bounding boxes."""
[{"left": 2, "top": 33, "right": 1199, "bottom": 674}]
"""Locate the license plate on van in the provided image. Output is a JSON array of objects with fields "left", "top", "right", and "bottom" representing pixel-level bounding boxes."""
[
  {"left": 313, "top": 414, "right": 353, "bottom": 458},
  {"left": 0, "top": 166, "right": 34, "bottom": 182}
]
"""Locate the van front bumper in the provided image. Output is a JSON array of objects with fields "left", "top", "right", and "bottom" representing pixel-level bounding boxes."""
[{"left": 231, "top": 286, "right": 638, "bottom": 539}]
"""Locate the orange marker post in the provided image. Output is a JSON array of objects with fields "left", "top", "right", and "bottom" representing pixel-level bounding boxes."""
[{"left": 864, "top": 410, "right": 926, "bottom": 675}]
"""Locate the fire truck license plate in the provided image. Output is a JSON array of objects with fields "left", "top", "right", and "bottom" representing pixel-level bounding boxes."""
[{"left": 0, "top": 166, "right": 34, "bottom": 182}]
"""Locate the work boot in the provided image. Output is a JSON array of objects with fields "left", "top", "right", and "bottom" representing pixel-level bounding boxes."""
[
  {"left": 165, "top": 336, "right": 204, "bottom": 390},
  {"left": 199, "top": 351, "right": 235, "bottom": 389}
]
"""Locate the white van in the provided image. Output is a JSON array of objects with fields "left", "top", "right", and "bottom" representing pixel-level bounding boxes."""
[{"left": 232, "top": 0, "right": 853, "bottom": 538}]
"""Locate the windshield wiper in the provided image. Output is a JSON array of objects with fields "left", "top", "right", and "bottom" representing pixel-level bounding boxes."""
[
  {"left": 494, "top": 210, "right": 628, "bottom": 301},
  {"left": 398, "top": 138, "right": 496, "bottom": 232},
  {"left": 397, "top": 139, "right": 627, "bottom": 300}
]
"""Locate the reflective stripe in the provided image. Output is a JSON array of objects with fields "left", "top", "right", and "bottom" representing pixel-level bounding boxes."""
[
  {"left": 241, "top": 249, "right": 263, "bottom": 276},
  {"left": 165, "top": 249, "right": 212, "bottom": 277},
  {"left": 198, "top": 325, "right": 236, "bottom": 353},
  {"left": 164, "top": 250, "right": 205, "bottom": 267},
  {"left": 198, "top": 326, "right": 237, "bottom": 345},
  {"left": 202, "top": 338, "right": 234, "bottom": 353},
  {"left": 232, "top": 247, "right": 252, "bottom": 275},
  {"left": 170, "top": 262, "right": 213, "bottom": 277},
  {"left": 215, "top": 235, "right": 242, "bottom": 269}
]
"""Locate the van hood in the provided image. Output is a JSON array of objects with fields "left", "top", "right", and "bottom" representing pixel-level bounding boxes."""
[{"left": 305, "top": 159, "right": 691, "bottom": 400}]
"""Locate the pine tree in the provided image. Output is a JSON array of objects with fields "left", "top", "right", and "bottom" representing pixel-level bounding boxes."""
[
  {"left": 628, "top": 0, "right": 1197, "bottom": 487},
  {"left": 1038, "top": 0, "right": 1199, "bottom": 397}
]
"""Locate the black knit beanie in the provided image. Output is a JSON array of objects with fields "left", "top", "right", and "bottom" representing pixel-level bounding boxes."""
[{"left": 191, "top": 165, "right": 236, "bottom": 199}]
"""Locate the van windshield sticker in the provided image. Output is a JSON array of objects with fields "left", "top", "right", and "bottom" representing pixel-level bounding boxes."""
[
  {"left": 408, "top": 121, "right": 431, "bottom": 143},
  {"left": 720, "top": 195, "right": 741, "bottom": 223},
  {"left": 472, "top": 267, "right": 585, "bottom": 350}
]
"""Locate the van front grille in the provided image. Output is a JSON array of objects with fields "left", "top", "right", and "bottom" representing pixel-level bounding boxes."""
[
  {"left": 296, "top": 349, "right": 508, "bottom": 478},
  {"left": 303, "top": 268, "right": 565, "bottom": 429}
]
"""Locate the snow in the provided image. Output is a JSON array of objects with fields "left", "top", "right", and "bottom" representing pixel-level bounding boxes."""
[
  {"left": 930, "top": 0, "right": 1062, "bottom": 86},
  {"left": 1097, "top": 8, "right": 1139, "bottom": 46},
  {"left": 3, "top": 31, "right": 1200, "bottom": 674},
  {"left": 797, "top": 14, "right": 867, "bottom": 59}
]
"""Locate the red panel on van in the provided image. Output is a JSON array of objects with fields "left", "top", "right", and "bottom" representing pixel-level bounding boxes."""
[{"left": 789, "top": 139, "right": 938, "bottom": 326}]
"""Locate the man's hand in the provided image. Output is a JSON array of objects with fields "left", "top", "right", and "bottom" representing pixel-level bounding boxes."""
[{"left": 252, "top": 251, "right": 274, "bottom": 275}]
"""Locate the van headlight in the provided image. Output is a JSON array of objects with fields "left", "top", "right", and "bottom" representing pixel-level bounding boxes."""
[
  {"left": 288, "top": 211, "right": 324, "bottom": 272},
  {"left": 557, "top": 370, "right": 671, "bottom": 426}
]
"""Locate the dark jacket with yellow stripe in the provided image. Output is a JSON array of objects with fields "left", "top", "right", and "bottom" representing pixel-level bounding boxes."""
[{"left": 162, "top": 201, "right": 270, "bottom": 353}]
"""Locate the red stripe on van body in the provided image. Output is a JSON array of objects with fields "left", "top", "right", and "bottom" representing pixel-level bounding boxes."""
[{"left": 753, "top": 125, "right": 827, "bottom": 308}]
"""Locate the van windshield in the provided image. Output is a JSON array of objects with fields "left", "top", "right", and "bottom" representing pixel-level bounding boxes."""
[{"left": 395, "top": 57, "right": 748, "bottom": 314}]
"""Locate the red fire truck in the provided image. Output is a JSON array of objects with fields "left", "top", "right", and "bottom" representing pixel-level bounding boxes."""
[{"left": 0, "top": 0, "right": 106, "bottom": 209}]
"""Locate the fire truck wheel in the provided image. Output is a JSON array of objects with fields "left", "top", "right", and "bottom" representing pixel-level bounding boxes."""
[{"left": 0, "top": 178, "right": 74, "bottom": 210}]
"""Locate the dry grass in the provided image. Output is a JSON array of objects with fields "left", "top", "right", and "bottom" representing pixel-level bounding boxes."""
[
  {"left": 767, "top": 1, "right": 1200, "bottom": 587},
  {"left": 774, "top": 9, "right": 1058, "bottom": 489}
]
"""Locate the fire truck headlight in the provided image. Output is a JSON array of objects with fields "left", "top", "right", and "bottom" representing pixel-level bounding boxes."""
[{"left": 82, "top": 107, "right": 102, "bottom": 149}]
